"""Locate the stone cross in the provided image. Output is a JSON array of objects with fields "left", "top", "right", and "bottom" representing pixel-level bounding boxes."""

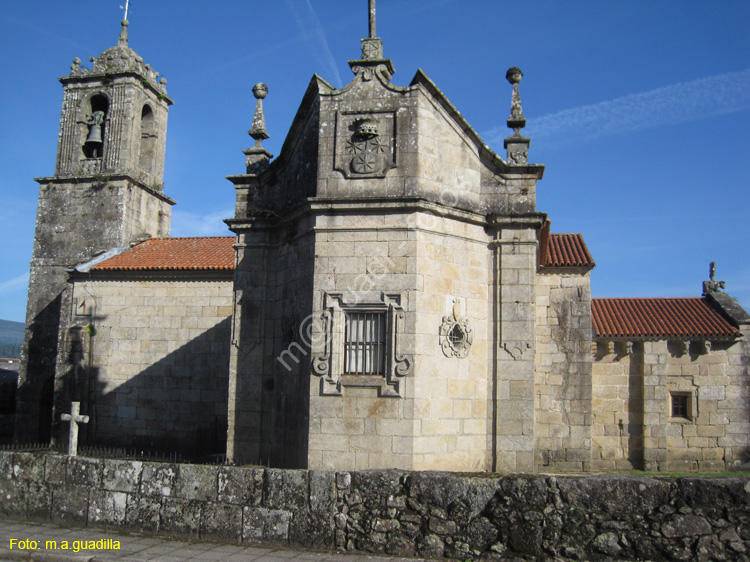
[
  {"left": 60, "top": 401, "right": 89, "bottom": 457},
  {"left": 369, "top": 0, "right": 376, "bottom": 38}
]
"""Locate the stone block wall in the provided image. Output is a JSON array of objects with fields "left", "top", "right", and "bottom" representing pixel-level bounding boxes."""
[
  {"left": 3, "top": 451, "right": 750, "bottom": 561},
  {"left": 411, "top": 215, "right": 490, "bottom": 471},
  {"left": 492, "top": 221, "right": 540, "bottom": 474},
  {"left": 228, "top": 218, "right": 315, "bottom": 468},
  {"left": 308, "top": 209, "right": 420, "bottom": 470},
  {"left": 592, "top": 335, "right": 750, "bottom": 472},
  {"left": 534, "top": 270, "right": 593, "bottom": 473},
  {"left": 591, "top": 344, "right": 644, "bottom": 471},
  {"left": 63, "top": 278, "right": 233, "bottom": 458},
  {"left": 308, "top": 208, "right": 492, "bottom": 472},
  {"left": 18, "top": 179, "right": 173, "bottom": 443}
]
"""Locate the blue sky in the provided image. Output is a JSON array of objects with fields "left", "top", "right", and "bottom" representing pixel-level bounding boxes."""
[{"left": 1, "top": 1, "right": 748, "bottom": 324}]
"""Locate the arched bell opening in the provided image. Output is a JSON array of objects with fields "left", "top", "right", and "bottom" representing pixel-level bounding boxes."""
[
  {"left": 82, "top": 94, "right": 109, "bottom": 159},
  {"left": 139, "top": 104, "right": 157, "bottom": 174}
]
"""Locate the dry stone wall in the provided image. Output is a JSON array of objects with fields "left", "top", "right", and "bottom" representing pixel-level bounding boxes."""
[{"left": 3, "top": 451, "right": 750, "bottom": 561}]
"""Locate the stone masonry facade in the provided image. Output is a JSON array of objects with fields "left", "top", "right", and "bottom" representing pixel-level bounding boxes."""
[
  {"left": 16, "top": 10, "right": 750, "bottom": 474},
  {"left": 63, "top": 277, "right": 233, "bottom": 457}
]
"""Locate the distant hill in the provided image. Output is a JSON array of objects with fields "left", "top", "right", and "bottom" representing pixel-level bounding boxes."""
[
  {"left": 0, "top": 320, "right": 24, "bottom": 358},
  {"left": 0, "top": 320, "right": 23, "bottom": 345}
]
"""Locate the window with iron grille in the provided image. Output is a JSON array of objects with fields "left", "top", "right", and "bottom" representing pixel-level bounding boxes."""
[
  {"left": 671, "top": 393, "right": 690, "bottom": 419},
  {"left": 344, "top": 311, "right": 386, "bottom": 375}
]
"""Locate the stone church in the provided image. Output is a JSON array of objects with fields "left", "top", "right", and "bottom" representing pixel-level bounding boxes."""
[{"left": 16, "top": 9, "right": 750, "bottom": 474}]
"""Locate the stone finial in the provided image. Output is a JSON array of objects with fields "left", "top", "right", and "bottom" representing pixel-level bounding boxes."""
[
  {"left": 506, "top": 67, "right": 526, "bottom": 127},
  {"left": 243, "top": 82, "right": 273, "bottom": 174},
  {"left": 118, "top": 20, "right": 129, "bottom": 48},
  {"left": 702, "top": 260, "right": 726, "bottom": 295},
  {"left": 503, "top": 66, "right": 530, "bottom": 165},
  {"left": 249, "top": 83, "right": 269, "bottom": 144}
]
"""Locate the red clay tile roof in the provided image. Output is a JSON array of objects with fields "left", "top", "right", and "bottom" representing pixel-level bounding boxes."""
[
  {"left": 544, "top": 233, "right": 595, "bottom": 268},
  {"left": 592, "top": 297, "right": 740, "bottom": 338},
  {"left": 93, "top": 237, "right": 235, "bottom": 271}
]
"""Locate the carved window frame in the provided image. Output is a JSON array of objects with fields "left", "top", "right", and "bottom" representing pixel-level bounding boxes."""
[{"left": 312, "top": 292, "right": 411, "bottom": 397}]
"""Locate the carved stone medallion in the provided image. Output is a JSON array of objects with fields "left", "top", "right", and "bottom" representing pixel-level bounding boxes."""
[{"left": 439, "top": 299, "right": 473, "bottom": 358}]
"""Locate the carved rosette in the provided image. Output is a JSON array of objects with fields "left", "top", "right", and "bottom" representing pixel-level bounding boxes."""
[{"left": 439, "top": 301, "right": 473, "bottom": 358}]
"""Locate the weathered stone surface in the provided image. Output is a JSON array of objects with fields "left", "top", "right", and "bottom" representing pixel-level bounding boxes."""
[
  {"left": 140, "top": 463, "right": 177, "bottom": 497},
  {"left": 125, "top": 494, "right": 161, "bottom": 533},
  {"left": 201, "top": 501, "right": 242, "bottom": 542},
  {"left": 418, "top": 534, "right": 445, "bottom": 558},
  {"left": 0, "top": 478, "right": 27, "bottom": 517},
  {"left": 12, "top": 453, "right": 47, "bottom": 482},
  {"left": 160, "top": 497, "right": 200, "bottom": 537},
  {"left": 557, "top": 475, "right": 670, "bottom": 515},
  {"left": 88, "top": 490, "right": 127, "bottom": 526},
  {"left": 4, "top": 453, "right": 750, "bottom": 561},
  {"left": 466, "top": 517, "right": 498, "bottom": 551},
  {"left": 67, "top": 457, "right": 101, "bottom": 488},
  {"left": 25, "top": 482, "right": 51, "bottom": 520},
  {"left": 591, "top": 531, "right": 622, "bottom": 556},
  {"left": 174, "top": 464, "right": 217, "bottom": 502},
  {"left": 662, "top": 514, "right": 712, "bottom": 538},
  {"left": 264, "top": 469, "right": 309, "bottom": 510},
  {"left": 51, "top": 486, "right": 88, "bottom": 523},
  {"left": 44, "top": 455, "right": 66, "bottom": 485},
  {"left": 217, "top": 466, "right": 263, "bottom": 505},
  {"left": 102, "top": 460, "right": 142, "bottom": 493},
  {"left": 243, "top": 507, "right": 292, "bottom": 544}
]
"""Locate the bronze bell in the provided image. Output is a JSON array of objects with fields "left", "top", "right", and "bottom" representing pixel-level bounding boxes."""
[
  {"left": 85, "top": 110, "right": 105, "bottom": 145},
  {"left": 85, "top": 124, "right": 102, "bottom": 144}
]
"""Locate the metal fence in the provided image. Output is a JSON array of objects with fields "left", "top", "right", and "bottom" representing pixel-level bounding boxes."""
[{"left": 0, "top": 442, "right": 231, "bottom": 465}]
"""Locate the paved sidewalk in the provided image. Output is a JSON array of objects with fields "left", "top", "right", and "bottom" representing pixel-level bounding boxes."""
[{"left": 0, "top": 519, "right": 437, "bottom": 562}]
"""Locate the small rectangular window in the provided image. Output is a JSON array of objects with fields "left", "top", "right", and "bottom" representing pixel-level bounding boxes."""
[
  {"left": 671, "top": 393, "right": 690, "bottom": 419},
  {"left": 344, "top": 311, "right": 385, "bottom": 375}
]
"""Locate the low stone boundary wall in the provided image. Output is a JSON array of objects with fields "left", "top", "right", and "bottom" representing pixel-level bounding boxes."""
[{"left": 2, "top": 452, "right": 750, "bottom": 561}]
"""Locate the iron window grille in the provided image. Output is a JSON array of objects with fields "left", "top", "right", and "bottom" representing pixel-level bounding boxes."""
[
  {"left": 344, "top": 311, "right": 386, "bottom": 375},
  {"left": 312, "top": 292, "right": 412, "bottom": 396}
]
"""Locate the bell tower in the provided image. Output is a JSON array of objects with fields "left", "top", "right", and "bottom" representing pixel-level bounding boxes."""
[{"left": 16, "top": 20, "right": 175, "bottom": 442}]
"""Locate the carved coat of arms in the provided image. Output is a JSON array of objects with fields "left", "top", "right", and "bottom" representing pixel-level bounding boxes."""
[{"left": 346, "top": 118, "right": 388, "bottom": 175}]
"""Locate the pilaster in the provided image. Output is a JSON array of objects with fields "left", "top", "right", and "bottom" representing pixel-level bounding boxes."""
[
  {"left": 490, "top": 215, "right": 544, "bottom": 472},
  {"left": 642, "top": 340, "right": 669, "bottom": 471}
]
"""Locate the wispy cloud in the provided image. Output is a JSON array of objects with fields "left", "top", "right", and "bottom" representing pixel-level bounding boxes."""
[
  {"left": 285, "top": 0, "right": 343, "bottom": 88},
  {"left": 483, "top": 69, "right": 750, "bottom": 150},
  {"left": 170, "top": 209, "right": 234, "bottom": 238},
  {"left": 0, "top": 273, "right": 29, "bottom": 295}
]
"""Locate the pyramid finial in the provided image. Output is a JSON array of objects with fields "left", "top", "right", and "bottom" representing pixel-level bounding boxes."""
[
  {"left": 243, "top": 83, "right": 273, "bottom": 174},
  {"left": 249, "top": 83, "right": 269, "bottom": 146}
]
